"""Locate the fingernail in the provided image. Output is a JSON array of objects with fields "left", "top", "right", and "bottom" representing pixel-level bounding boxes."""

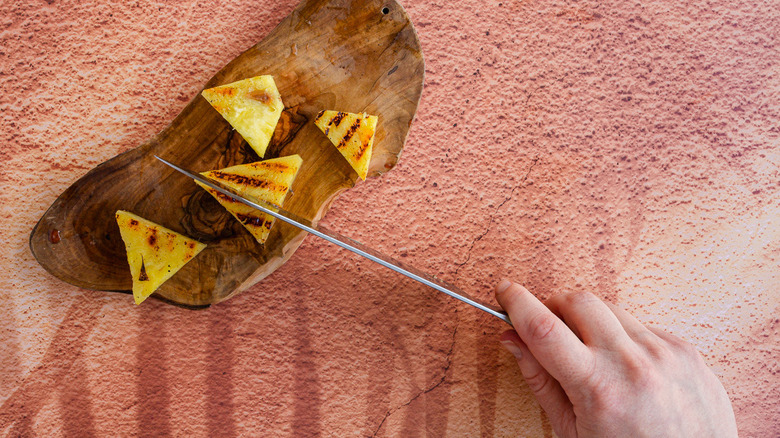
[
  {"left": 496, "top": 279, "right": 512, "bottom": 294},
  {"left": 500, "top": 340, "right": 523, "bottom": 359}
]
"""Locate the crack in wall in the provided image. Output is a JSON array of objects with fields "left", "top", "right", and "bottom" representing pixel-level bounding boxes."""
[
  {"left": 369, "top": 323, "right": 459, "bottom": 438},
  {"left": 525, "top": 85, "right": 546, "bottom": 106},
  {"left": 455, "top": 157, "right": 539, "bottom": 275}
]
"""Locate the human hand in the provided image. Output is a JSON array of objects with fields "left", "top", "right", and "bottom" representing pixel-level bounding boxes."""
[{"left": 495, "top": 280, "right": 738, "bottom": 438}]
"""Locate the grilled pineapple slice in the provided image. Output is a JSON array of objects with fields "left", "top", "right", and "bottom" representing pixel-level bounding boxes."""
[
  {"left": 201, "top": 75, "right": 284, "bottom": 158},
  {"left": 314, "top": 110, "right": 378, "bottom": 180},
  {"left": 115, "top": 211, "right": 206, "bottom": 305},
  {"left": 195, "top": 155, "right": 303, "bottom": 244}
]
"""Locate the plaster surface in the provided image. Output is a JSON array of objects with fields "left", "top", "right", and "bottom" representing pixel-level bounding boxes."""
[{"left": 1, "top": 0, "right": 778, "bottom": 436}]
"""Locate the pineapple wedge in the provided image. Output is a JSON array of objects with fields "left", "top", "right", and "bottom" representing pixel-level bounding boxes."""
[
  {"left": 195, "top": 155, "right": 303, "bottom": 244},
  {"left": 201, "top": 75, "right": 284, "bottom": 158},
  {"left": 314, "top": 110, "right": 378, "bottom": 180},
  {"left": 115, "top": 211, "right": 206, "bottom": 305}
]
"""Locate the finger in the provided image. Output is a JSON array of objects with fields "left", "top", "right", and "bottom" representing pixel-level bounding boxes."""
[
  {"left": 500, "top": 330, "right": 577, "bottom": 438},
  {"left": 604, "top": 302, "right": 653, "bottom": 339},
  {"left": 604, "top": 302, "right": 672, "bottom": 357},
  {"left": 646, "top": 325, "right": 707, "bottom": 368},
  {"left": 495, "top": 280, "right": 593, "bottom": 386},
  {"left": 647, "top": 325, "right": 687, "bottom": 347},
  {"left": 545, "top": 292, "right": 634, "bottom": 350}
]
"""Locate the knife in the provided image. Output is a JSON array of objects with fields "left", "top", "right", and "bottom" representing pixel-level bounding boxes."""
[{"left": 155, "top": 155, "right": 512, "bottom": 325}]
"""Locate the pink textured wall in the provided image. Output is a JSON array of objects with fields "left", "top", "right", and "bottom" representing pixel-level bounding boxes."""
[{"left": 1, "top": 0, "right": 778, "bottom": 436}]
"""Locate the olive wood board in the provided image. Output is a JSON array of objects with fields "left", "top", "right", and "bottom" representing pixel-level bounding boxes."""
[{"left": 29, "top": 0, "right": 424, "bottom": 307}]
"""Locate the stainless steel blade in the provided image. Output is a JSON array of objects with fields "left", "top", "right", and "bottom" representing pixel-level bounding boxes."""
[{"left": 155, "top": 155, "right": 512, "bottom": 325}]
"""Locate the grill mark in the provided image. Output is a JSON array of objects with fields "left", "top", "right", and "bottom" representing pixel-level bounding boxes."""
[
  {"left": 314, "top": 110, "right": 326, "bottom": 123},
  {"left": 211, "top": 87, "right": 236, "bottom": 97},
  {"left": 337, "top": 118, "right": 362, "bottom": 150},
  {"left": 211, "top": 191, "right": 242, "bottom": 204},
  {"left": 210, "top": 190, "right": 283, "bottom": 208},
  {"left": 330, "top": 111, "right": 347, "bottom": 127},
  {"left": 249, "top": 161, "right": 291, "bottom": 172},
  {"left": 235, "top": 213, "right": 273, "bottom": 230},
  {"left": 208, "top": 171, "right": 287, "bottom": 193},
  {"left": 205, "top": 186, "right": 275, "bottom": 230},
  {"left": 353, "top": 136, "right": 370, "bottom": 162},
  {"left": 147, "top": 229, "right": 158, "bottom": 247}
]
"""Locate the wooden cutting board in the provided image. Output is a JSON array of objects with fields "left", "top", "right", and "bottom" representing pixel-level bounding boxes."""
[{"left": 29, "top": 0, "right": 424, "bottom": 307}]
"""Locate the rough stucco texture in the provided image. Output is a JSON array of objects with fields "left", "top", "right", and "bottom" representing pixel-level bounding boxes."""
[{"left": 1, "top": 0, "right": 778, "bottom": 436}]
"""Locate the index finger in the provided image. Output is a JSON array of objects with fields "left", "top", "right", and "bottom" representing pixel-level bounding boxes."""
[{"left": 495, "top": 280, "right": 594, "bottom": 386}]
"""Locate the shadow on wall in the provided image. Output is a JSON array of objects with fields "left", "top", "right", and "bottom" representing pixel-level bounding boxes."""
[
  {"left": 137, "top": 302, "right": 241, "bottom": 437},
  {"left": 205, "top": 306, "right": 238, "bottom": 437},
  {"left": 0, "top": 294, "right": 245, "bottom": 436},
  {"left": 136, "top": 304, "right": 173, "bottom": 436},
  {"left": 291, "top": 296, "right": 323, "bottom": 435},
  {"left": 0, "top": 295, "right": 103, "bottom": 436}
]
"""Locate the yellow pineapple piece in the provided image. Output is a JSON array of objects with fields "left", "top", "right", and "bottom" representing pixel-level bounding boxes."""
[
  {"left": 115, "top": 211, "right": 206, "bottom": 305},
  {"left": 201, "top": 75, "right": 284, "bottom": 158},
  {"left": 195, "top": 155, "right": 303, "bottom": 244},
  {"left": 314, "top": 110, "right": 378, "bottom": 180}
]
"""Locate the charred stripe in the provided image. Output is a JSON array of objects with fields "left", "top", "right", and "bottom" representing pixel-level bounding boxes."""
[
  {"left": 330, "top": 111, "right": 347, "bottom": 127},
  {"left": 211, "top": 87, "right": 236, "bottom": 97},
  {"left": 235, "top": 213, "right": 273, "bottom": 229},
  {"left": 353, "top": 137, "right": 370, "bottom": 162},
  {"left": 249, "top": 161, "right": 291, "bottom": 172},
  {"left": 211, "top": 191, "right": 242, "bottom": 204},
  {"left": 337, "top": 118, "right": 362, "bottom": 150},
  {"left": 210, "top": 191, "right": 285, "bottom": 215},
  {"left": 147, "top": 228, "right": 158, "bottom": 247},
  {"left": 208, "top": 171, "right": 288, "bottom": 192}
]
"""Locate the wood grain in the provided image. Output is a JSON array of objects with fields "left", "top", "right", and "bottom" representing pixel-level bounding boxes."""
[{"left": 29, "top": 0, "right": 424, "bottom": 307}]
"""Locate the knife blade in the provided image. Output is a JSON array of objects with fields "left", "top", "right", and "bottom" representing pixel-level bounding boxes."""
[{"left": 155, "top": 155, "right": 512, "bottom": 325}]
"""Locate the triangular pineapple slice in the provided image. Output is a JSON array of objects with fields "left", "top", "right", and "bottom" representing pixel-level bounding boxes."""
[
  {"left": 201, "top": 75, "right": 284, "bottom": 158},
  {"left": 314, "top": 110, "right": 378, "bottom": 180},
  {"left": 195, "top": 155, "right": 303, "bottom": 244},
  {"left": 115, "top": 211, "right": 206, "bottom": 305}
]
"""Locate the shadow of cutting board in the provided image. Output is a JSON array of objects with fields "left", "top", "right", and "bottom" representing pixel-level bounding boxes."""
[{"left": 29, "top": 0, "right": 424, "bottom": 307}]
